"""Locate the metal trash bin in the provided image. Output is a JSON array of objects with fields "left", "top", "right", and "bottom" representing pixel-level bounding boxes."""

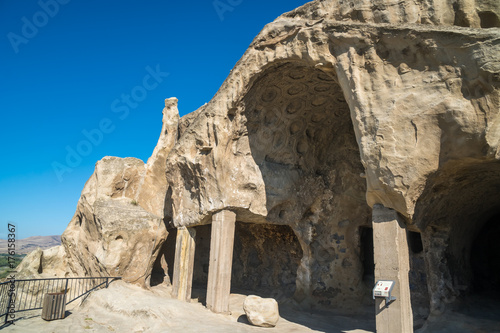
[{"left": 41, "top": 292, "right": 66, "bottom": 320}]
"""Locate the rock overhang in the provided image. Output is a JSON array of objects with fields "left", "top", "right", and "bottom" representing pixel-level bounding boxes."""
[{"left": 165, "top": 12, "right": 500, "bottom": 227}]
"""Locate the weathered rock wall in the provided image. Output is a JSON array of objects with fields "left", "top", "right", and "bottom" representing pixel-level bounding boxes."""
[
  {"left": 166, "top": 17, "right": 500, "bottom": 228},
  {"left": 281, "top": 0, "right": 499, "bottom": 28},
  {"left": 163, "top": 1, "right": 499, "bottom": 313}
]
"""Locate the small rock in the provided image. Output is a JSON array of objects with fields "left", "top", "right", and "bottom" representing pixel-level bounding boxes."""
[{"left": 243, "top": 295, "right": 279, "bottom": 328}]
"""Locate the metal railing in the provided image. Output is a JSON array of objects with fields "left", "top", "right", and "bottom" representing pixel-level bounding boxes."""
[{"left": 0, "top": 276, "right": 120, "bottom": 324}]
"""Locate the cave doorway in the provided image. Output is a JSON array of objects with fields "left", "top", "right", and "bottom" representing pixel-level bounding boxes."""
[
  {"left": 150, "top": 227, "right": 176, "bottom": 287},
  {"left": 452, "top": 211, "right": 500, "bottom": 324},
  {"left": 407, "top": 230, "right": 429, "bottom": 328},
  {"left": 414, "top": 160, "right": 500, "bottom": 321},
  {"left": 359, "top": 226, "right": 374, "bottom": 287},
  {"left": 191, "top": 224, "right": 211, "bottom": 303},
  {"left": 189, "top": 222, "right": 303, "bottom": 303},
  {"left": 471, "top": 214, "right": 500, "bottom": 298},
  {"left": 231, "top": 222, "right": 303, "bottom": 301}
]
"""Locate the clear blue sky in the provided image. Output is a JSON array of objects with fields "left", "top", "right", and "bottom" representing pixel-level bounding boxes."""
[{"left": 0, "top": 0, "right": 308, "bottom": 239}]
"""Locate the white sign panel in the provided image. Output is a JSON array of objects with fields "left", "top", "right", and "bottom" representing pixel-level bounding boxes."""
[{"left": 373, "top": 280, "right": 395, "bottom": 298}]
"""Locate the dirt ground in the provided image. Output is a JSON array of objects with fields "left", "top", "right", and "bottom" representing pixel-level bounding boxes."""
[
  {"left": 2, "top": 282, "right": 499, "bottom": 332},
  {"left": 0, "top": 281, "right": 374, "bottom": 333}
]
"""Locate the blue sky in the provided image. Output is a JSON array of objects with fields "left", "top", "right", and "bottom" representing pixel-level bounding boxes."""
[{"left": 0, "top": 0, "right": 308, "bottom": 239}]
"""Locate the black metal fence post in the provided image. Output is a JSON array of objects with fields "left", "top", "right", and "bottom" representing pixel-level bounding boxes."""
[
  {"left": 4, "top": 283, "right": 13, "bottom": 324},
  {"left": 64, "top": 278, "right": 69, "bottom": 297}
]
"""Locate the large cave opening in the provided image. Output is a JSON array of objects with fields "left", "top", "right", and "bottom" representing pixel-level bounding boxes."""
[
  {"left": 414, "top": 160, "right": 500, "bottom": 319},
  {"left": 471, "top": 214, "right": 500, "bottom": 297},
  {"left": 240, "top": 61, "right": 372, "bottom": 310}
]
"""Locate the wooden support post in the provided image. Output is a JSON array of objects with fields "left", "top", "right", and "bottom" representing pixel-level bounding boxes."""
[
  {"left": 206, "top": 210, "right": 236, "bottom": 313},
  {"left": 171, "top": 227, "right": 196, "bottom": 302},
  {"left": 372, "top": 204, "right": 413, "bottom": 333}
]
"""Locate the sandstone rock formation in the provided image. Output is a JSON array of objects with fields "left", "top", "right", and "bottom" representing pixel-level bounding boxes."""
[
  {"left": 17, "top": 0, "right": 499, "bottom": 330},
  {"left": 162, "top": 1, "right": 499, "bottom": 324},
  {"left": 61, "top": 98, "right": 179, "bottom": 286},
  {"left": 20, "top": 99, "right": 180, "bottom": 286},
  {"left": 243, "top": 295, "right": 280, "bottom": 327}
]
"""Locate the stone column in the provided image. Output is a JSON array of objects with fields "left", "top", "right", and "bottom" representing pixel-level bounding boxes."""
[
  {"left": 372, "top": 204, "right": 413, "bottom": 333},
  {"left": 206, "top": 210, "right": 236, "bottom": 313},
  {"left": 171, "top": 227, "right": 196, "bottom": 302}
]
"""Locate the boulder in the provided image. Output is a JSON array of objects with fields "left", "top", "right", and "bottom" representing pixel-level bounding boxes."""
[
  {"left": 243, "top": 295, "right": 280, "bottom": 328},
  {"left": 16, "top": 245, "right": 68, "bottom": 279},
  {"left": 15, "top": 248, "right": 43, "bottom": 279}
]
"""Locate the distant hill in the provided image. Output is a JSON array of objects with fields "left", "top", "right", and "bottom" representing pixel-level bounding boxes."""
[{"left": 0, "top": 235, "right": 61, "bottom": 254}]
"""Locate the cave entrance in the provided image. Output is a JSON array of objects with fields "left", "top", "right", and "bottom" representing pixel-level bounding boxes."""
[
  {"left": 189, "top": 222, "right": 303, "bottom": 303},
  {"left": 359, "top": 226, "right": 374, "bottom": 286},
  {"left": 407, "top": 230, "right": 429, "bottom": 328},
  {"left": 191, "top": 224, "right": 211, "bottom": 303},
  {"left": 150, "top": 227, "right": 176, "bottom": 287},
  {"left": 414, "top": 160, "right": 500, "bottom": 320},
  {"left": 471, "top": 214, "right": 500, "bottom": 298},
  {"left": 231, "top": 222, "right": 302, "bottom": 301},
  {"left": 242, "top": 61, "right": 372, "bottom": 310}
]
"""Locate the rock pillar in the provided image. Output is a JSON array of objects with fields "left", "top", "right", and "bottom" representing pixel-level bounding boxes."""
[
  {"left": 171, "top": 227, "right": 196, "bottom": 301},
  {"left": 206, "top": 210, "right": 236, "bottom": 313},
  {"left": 372, "top": 204, "right": 413, "bottom": 333}
]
